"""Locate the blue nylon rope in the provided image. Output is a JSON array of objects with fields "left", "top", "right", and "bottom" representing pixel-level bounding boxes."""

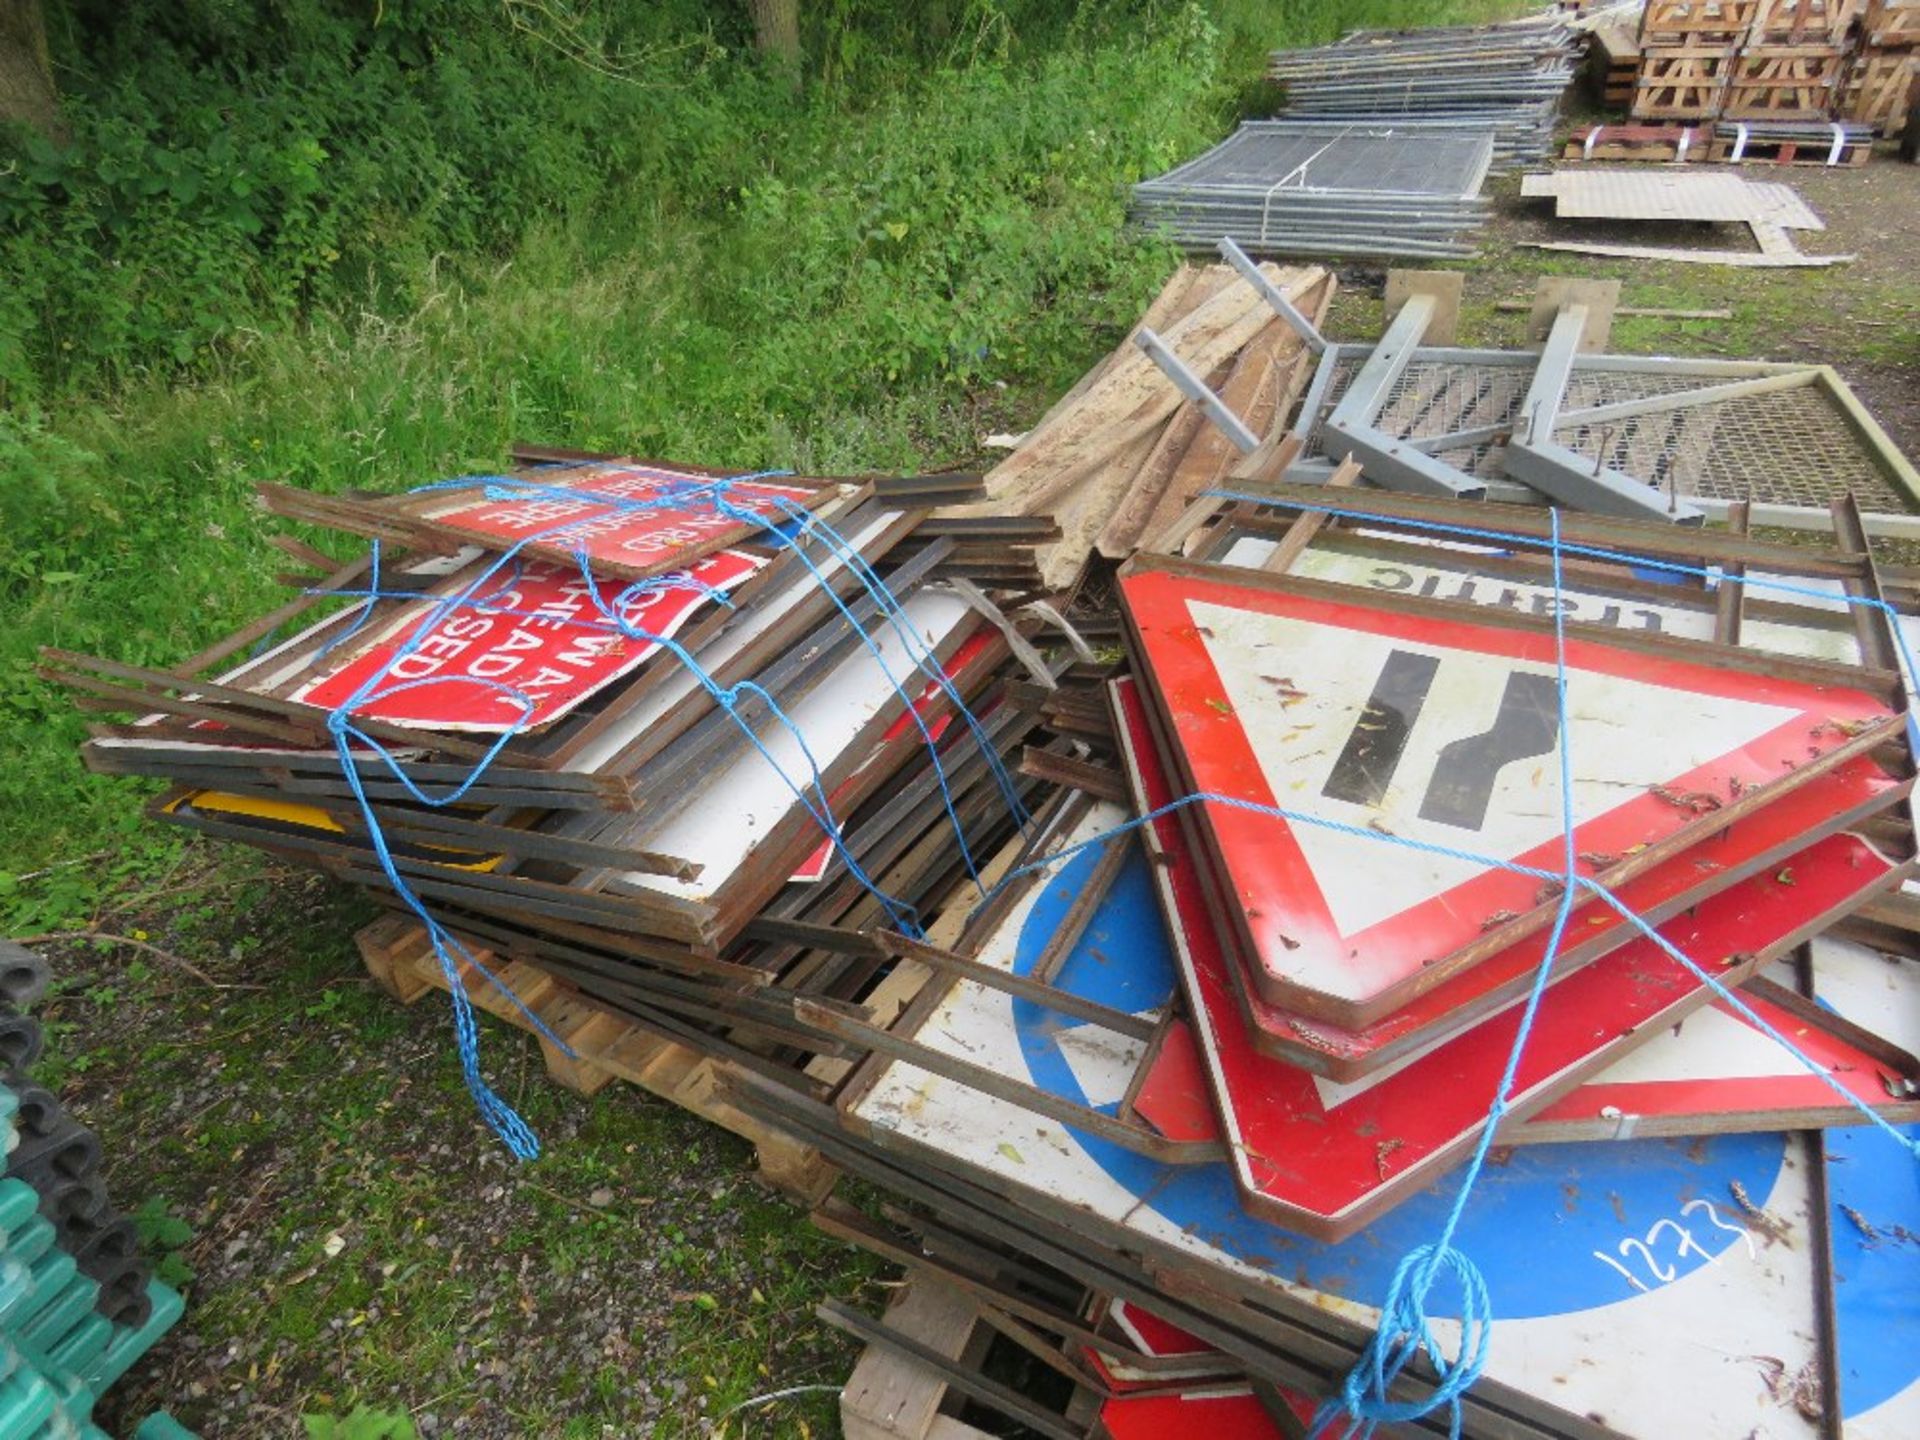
[
  {"left": 424, "top": 472, "right": 1032, "bottom": 879},
  {"left": 1202, "top": 489, "right": 1920, "bottom": 703},
  {"left": 564, "top": 553, "right": 925, "bottom": 938},
  {"left": 964, "top": 503, "right": 1920, "bottom": 1435},
  {"left": 312, "top": 465, "right": 1020, "bottom": 1154}
]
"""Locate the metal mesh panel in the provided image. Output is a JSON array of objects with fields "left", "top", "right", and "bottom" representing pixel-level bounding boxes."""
[
  {"left": 1308, "top": 359, "right": 1528, "bottom": 479},
  {"left": 1156, "top": 125, "right": 1492, "bottom": 198},
  {"left": 1555, "top": 372, "right": 1909, "bottom": 511},
  {"left": 1307, "top": 358, "right": 1913, "bottom": 511}
]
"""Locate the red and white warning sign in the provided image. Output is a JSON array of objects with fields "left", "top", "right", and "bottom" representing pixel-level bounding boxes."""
[
  {"left": 1082, "top": 1296, "right": 1240, "bottom": 1395},
  {"left": 420, "top": 465, "right": 818, "bottom": 577},
  {"left": 1517, "top": 939, "right": 1920, "bottom": 1143},
  {"left": 1100, "top": 1385, "right": 1313, "bottom": 1440},
  {"left": 1213, "top": 752, "right": 1906, "bottom": 1080},
  {"left": 1118, "top": 559, "right": 1898, "bottom": 1026},
  {"left": 1113, "top": 676, "right": 1902, "bottom": 1238},
  {"left": 294, "top": 550, "right": 761, "bottom": 732}
]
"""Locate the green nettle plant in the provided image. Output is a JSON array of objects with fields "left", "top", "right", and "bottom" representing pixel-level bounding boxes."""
[{"left": 0, "top": 0, "right": 1501, "bottom": 872}]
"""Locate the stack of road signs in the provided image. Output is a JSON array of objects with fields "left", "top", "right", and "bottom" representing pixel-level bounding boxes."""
[
  {"left": 1111, "top": 531, "right": 1915, "bottom": 1239},
  {"left": 746, "top": 785, "right": 1920, "bottom": 1439},
  {"left": 40, "top": 454, "right": 1071, "bottom": 1154},
  {"left": 46, "top": 257, "right": 1920, "bottom": 1439},
  {"left": 727, "top": 482, "right": 1920, "bottom": 1440}
]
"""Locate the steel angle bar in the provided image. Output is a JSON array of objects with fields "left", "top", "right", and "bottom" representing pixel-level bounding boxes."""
[
  {"left": 1289, "top": 347, "right": 1344, "bottom": 449},
  {"left": 1322, "top": 296, "right": 1486, "bottom": 500},
  {"left": 729, "top": 1077, "right": 1590, "bottom": 1440},
  {"left": 1555, "top": 369, "right": 1821, "bottom": 430},
  {"left": 1190, "top": 478, "right": 1898, "bottom": 589},
  {"left": 1816, "top": 366, "right": 1920, "bottom": 510},
  {"left": 1278, "top": 458, "right": 1920, "bottom": 542},
  {"left": 1506, "top": 305, "right": 1705, "bottom": 526},
  {"left": 812, "top": 1202, "right": 1150, "bottom": 1379},
  {"left": 1133, "top": 329, "right": 1258, "bottom": 455}
]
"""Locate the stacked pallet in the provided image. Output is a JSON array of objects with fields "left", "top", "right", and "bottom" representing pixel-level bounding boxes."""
[
  {"left": 1843, "top": 0, "right": 1920, "bottom": 130},
  {"left": 1589, "top": 19, "right": 1641, "bottom": 107},
  {"left": 1632, "top": 1, "right": 1745, "bottom": 117},
  {"left": 1625, "top": 0, "right": 1861, "bottom": 122},
  {"left": 1729, "top": 0, "right": 1853, "bottom": 117}
]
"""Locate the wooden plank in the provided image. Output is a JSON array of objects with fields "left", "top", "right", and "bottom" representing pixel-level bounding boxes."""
[
  {"left": 840, "top": 1277, "right": 997, "bottom": 1440},
  {"left": 351, "top": 917, "right": 834, "bottom": 1201}
]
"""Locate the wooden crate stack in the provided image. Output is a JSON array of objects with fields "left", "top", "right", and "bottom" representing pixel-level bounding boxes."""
[
  {"left": 1631, "top": 1, "right": 1753, "bottom": 117},
  {"left": 1842, "top": 0, "right": 1920, "bottom": 130},
  {"left": 1626, "top": 0, "right": 1913, "bottom": 126},
  {"left": 1727, "top": 0, "right": 1855, "bottom": 117}
]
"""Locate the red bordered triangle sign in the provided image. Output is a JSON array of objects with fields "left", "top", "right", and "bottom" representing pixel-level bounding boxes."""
[{"left": 1117, "top": 557, "right": 1901, "bottom": 1028}]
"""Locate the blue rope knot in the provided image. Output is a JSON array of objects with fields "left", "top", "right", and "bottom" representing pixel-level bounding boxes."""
[{"left": 1313, "top": 1242, "right": 1494, "bottom": 1440}]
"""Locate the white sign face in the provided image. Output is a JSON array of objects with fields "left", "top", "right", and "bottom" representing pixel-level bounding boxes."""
[
  {"left": 1121, "top": 563, "right": 1892, "bottom": 1026},
  {"left": 1191, "top": 597, "right": 1801, "bottom": 940},
  {"left": 617, "top": 587, "right": 977, "bottom": 902},
  {"left": 852, "top": 803, "right": 1918, "bottom": 1439},
  {"left": 1223, "top": 535, "right": 1917, "bottom": 667}
]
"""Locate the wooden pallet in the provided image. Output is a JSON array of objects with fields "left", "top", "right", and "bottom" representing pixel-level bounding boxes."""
[
  {"left": 353, "top": 914, "right": 835, "bottom": 1202},
  {"left": 842, "top": 1278, "right": 1002, "bottom": 1440},
  {"left": 1633, "top": 44, "right": 1738, "bottom": 116},
  {"left": 1705, "top": 129, "right": 1874, "bottom": 161},
  {"left": 1843, "top": 46, "right": 1920, "bottom": 128},
  {"left": 840, "top": 1275, "right": 1097, "bottom": 1440},
  {"left": 1751, "top": 0, "right": 1860, "bottom": 41},
  {"left": 1724, "top": 42, "right": 1848, "bottom": 115},
  {"left": 1564, "top": 122, "right": 1710, "bottom": 160},
  {"left": 1640, "top": 0, "right": 1761, "bottom": 44},
  {"left": 1864, "top": 0, "right": 1920, "bottom": 46},
  {"left": 1590, "top": 21, "right": 1643, "bottom": 105}
]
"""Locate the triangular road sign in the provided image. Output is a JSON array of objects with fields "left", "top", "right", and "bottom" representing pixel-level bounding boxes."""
[
  {"left": 1193, "top": 752, "right": 1906, "bottom": 1081},
  {"left": 1514, "top": 940, "right": 1920, "bottom": 1144},
  {"left": 1113, "top": 677, "right": 1905, "bottom": 1238},
  {"left": 1119, "top": 556, "right": 1903, "bottom": 1027}
]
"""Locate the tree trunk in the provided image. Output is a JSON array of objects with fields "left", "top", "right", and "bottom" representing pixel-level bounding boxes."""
[
  {"left": 0, "top": 0, "right": 64, "bottom": 143},
  {"left": 747, "top": 0, "right": 801, "bottom": 74}
]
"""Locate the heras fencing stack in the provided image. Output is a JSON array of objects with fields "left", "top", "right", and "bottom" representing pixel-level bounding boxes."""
[{"left": 1263, "top": 18, "right": 1579, "bottom": 168}]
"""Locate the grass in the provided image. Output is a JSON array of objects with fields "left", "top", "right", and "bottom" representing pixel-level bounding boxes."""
[
  {"left": 36, "top": 0, "right": 1920, "bottom": 1435},
  {"left": 48, "top": 849, "right": 875, "bottom": 1437},
  {"left": 0, "top": 0, "right": 1531, "bottom": 881}
]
